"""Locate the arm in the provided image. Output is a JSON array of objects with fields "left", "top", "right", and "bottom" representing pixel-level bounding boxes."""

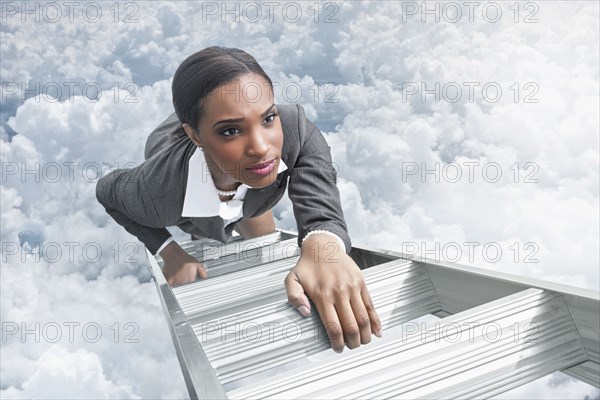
[
  {"left": 96, "top": 167, "right": 207, "bottom": 285},
  {"left": 287, "top": 116, "right": 352, "bottom": 255},
  {"left": 284, "top": 107, "right": 382, "bottom": 352},
  {"left": 95, "top": 167, "right": 172, "bottom": 256}
]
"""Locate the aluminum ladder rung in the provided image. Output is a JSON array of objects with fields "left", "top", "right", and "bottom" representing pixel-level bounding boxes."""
[
  {"left": 182, "top": 259, "right": 440, "bottom": 387},
  {"left": 173, "top": 237, "right": 301, "bottom": 280},
  {"left": 146, "top": 229, "right": 599, "bottom": 399},
  {"left": 227, "top": 288, "right": 588, "bottom": 399}
]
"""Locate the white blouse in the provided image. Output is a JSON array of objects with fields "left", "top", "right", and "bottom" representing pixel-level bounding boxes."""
[{"left": 156, "top": 147, "right": 287, "bottom": 254}]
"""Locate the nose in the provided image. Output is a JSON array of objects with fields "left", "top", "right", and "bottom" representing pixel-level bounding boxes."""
[{"left": 246, "top": 127, "right": 270, "bottom": 158}]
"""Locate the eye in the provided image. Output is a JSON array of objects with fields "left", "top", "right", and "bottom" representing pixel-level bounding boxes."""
[
  {"left": 266, "top": 113, "right": 279, "bottom": 123},
  {"left": 220, "top": 127, "right": 240, "bottom": 137},
  {"left": 265, "top": 112, "right": 278, "bottom": 124},
  {"left": 219, "top": 112, "right": 278, "bottom": 137}
]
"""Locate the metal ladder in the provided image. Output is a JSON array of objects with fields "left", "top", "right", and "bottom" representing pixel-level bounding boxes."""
[{"left": 145, "top": 229, "right": 599, "bottom": 399}]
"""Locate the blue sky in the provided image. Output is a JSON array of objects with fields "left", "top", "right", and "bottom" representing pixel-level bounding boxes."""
[{"left": 1, "top": 1, "right": 598, "bottom": 398}]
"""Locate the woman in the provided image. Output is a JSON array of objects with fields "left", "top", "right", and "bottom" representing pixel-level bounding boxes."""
[{"left": 96, "top": 46, "right": 382, "bottom": 352}]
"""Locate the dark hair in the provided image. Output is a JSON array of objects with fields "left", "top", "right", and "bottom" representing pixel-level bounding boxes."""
[{"left": 171, "top": 46, "right": 273, "bottom": 140}]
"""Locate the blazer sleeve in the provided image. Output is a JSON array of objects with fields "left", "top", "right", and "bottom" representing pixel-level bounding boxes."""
[
  {"left": 95, "top": 167, "right": 172, "bottom": 256},
  {"left": 287, "top": 109, "right": 352, "bottom": 255}
]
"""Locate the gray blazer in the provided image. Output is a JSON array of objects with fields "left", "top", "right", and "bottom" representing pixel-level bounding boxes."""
[{"left": 95, "top": 103, "right": 351, "bottom": 255}]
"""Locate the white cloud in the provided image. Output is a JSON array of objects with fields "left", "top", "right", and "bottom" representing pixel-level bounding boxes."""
[
  {"left": 1, "top": 345, "right": 139, "bottom": 399},
  {"left": 1, "top": 1, "right": 598, "bottom": 399},
  {"left": 493, "top": 372, "right": 599, "bottom": 400}
]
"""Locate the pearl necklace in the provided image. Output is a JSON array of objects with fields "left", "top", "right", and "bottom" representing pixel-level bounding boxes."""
[{"left": 216, "top": 188, "right": 237, "bottom": 196}]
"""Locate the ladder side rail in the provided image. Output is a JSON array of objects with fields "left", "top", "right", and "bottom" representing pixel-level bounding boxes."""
[{"left": 145, "top": 248, "right": 228, "bottom": 400}]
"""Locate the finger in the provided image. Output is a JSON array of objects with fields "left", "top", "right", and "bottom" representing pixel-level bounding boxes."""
[
  {"left": 349, "top": 289, "right": 372, "bottom": 345},
  {"left": 197, "top": 263, "right": 208, "bottom": 279},
  {"left": 335, "top": 295, "right": 361, "bottom": 350},
  {"left": 314, "top": 301, "right": 344, "bottom": 353},
  {"left": 361, "top": 284, "right": 382, "bottom": 338},
  {"left": 284, "top": 272, "right": 311, "bottom": 317}
]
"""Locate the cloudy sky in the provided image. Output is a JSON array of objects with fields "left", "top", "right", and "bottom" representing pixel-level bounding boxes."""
[{"left": 1, "top": 1, "right": 598, "bottom": 398}]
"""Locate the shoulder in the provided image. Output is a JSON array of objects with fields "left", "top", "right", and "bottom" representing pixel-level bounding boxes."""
[
  {"left": 277, "top": 102, "right": 312, "bottom": 128},
  {"left": 276, "top": 103, "right": 319, "bottom": 144},
  {"left": 144, "top": 112, "right": 184, "bottom": 160}
]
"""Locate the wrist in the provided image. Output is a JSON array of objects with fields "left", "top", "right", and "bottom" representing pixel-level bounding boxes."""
[
  {"left": 300, "top": 232, "right": 344, "bottom": 263},
  {"left": 301, "top": 230, "right": 346, "bottom": 253},
  {"left": 159, "top": 240, "right": 182, "bottom": 260}
]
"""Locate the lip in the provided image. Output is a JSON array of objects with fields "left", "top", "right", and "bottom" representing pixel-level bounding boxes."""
[
  {"left": 245, "top": 158, "right": 276, "bottom": 177},
  {"left": 246, "top": 158, "right": 276, "bottom": 170}
]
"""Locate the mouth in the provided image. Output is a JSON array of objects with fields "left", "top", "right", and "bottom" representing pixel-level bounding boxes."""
[
  {"left": 246, "top": 158, "right": 276, "bottom": 177},
  {"left": 247, "top": 158, "right": 275, "bottom": 169}
]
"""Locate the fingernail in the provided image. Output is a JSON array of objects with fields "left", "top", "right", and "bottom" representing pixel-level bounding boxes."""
[
  {"left": 297, "top": 305, "right": 310, "bottom": 317},
  {"left": 375, "top": 330, "right": 382, "bottom": 338}
]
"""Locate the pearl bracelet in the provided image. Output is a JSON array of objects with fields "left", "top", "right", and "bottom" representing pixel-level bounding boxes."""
[{"left": 301, "top": 230, "right": 347, "bottom": 253}]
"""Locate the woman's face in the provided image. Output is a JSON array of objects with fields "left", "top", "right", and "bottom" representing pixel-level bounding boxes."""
[{"left": 183, "top": 72, "right": 284, "bottom": 189}]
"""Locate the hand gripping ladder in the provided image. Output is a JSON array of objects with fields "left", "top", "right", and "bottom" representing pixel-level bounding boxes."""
[{"left": 145, "top": 229, "right": 599, "bottom": 399}]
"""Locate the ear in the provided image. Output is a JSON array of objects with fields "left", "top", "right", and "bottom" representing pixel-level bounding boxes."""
[{"left": 183, "top": 123, "right": 203, "bottom": 148}]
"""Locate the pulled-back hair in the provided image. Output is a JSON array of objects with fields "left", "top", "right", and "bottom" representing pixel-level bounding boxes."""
[{"left": 171, "top": 46, "right": 273, "bottom": 139}]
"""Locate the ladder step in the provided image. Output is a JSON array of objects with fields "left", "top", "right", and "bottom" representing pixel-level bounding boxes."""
[
  {"left": 227, "top": 288, "right": 587, "bottom": 399},
  {"left": 171, "top": 257, "right": 441, "bottom": 388},
  {"left": 176, "top": 237, "right": 300, "bottom": 281}
]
